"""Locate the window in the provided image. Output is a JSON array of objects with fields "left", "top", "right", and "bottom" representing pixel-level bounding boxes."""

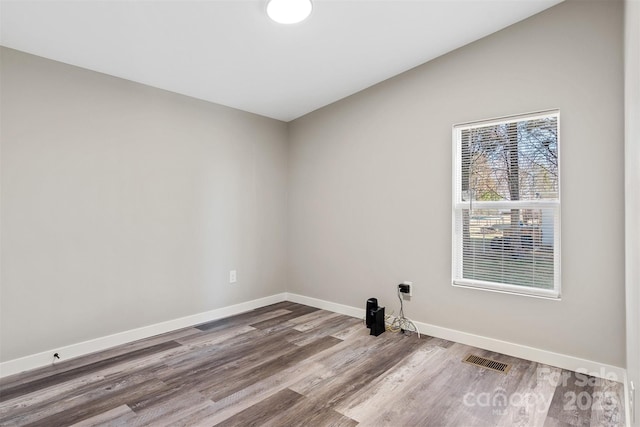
[{"left": 452, "top": 110, "right": 560, "bottom": 298}]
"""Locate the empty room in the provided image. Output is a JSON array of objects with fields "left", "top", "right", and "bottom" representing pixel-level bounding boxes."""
[{"left": 1, "top": 0, "right": 639, "bottom": 425}]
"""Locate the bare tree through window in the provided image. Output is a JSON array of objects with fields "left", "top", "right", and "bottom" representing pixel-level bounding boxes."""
[{"left": 453, "top": 111, "right": 560, "bottom": 298}]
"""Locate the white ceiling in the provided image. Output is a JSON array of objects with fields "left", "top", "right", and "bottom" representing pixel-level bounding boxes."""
[{"left": 0, "top": 0, "right": 563, "bottom": 122}]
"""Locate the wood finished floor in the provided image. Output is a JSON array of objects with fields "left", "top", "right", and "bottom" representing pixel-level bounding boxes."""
[{"left": 0, "top": 302, "right": 625, "bottom": 426}]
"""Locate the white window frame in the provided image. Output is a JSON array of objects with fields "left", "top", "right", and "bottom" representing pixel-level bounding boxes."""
[{"left": 451, "top": 110, "right": 561, "bottom": 299}]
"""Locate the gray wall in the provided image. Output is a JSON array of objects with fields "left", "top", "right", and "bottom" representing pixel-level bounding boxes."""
[
  {"left": 625, "top": 0, "right": 640, "bottom": 423},
  {"left": 0, "top": 47, "right": 289, "bottom": 362},
  {"left": 288, "top": 0, "right": 626, "bottom": 367},
  {"left": 0, "top": 0, "right": 626, "bottom": 369}
]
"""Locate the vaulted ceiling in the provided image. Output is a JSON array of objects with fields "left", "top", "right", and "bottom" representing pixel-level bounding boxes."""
[{"left": 0, "top": 0, "right": 563, "bottom": 121}]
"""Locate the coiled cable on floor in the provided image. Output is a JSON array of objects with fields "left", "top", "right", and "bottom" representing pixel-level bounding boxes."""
[{"left": 385, "top": 288, "right": 420, "bottom": 338}]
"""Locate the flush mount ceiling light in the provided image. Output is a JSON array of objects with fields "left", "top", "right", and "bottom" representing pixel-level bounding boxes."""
[{"left": 267, "top": 0, "right": 313, "bottom": 24}]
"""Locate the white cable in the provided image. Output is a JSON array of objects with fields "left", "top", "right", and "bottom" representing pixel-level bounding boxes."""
[{"left": 392, "top": 287, "right": 421, "bottom": 338}]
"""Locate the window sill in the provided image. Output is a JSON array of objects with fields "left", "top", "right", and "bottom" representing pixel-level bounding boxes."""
[{"left": 452, "top": 280, "right": 561, "bottom": 300}]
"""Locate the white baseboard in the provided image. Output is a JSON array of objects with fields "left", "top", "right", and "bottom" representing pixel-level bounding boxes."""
[
  {"left": 413, "top": 319, "right": 626, "bottom": 382},
  {"left": 1, "top": 291, "right": 626, "bottom": 384},
  {"left": 286, "top": 292, "right": 627, "bottom": 382},
  {"left": 0, "top": 293, "right": 287, "bottom": 378},
  {"left": 286, "top": 292, "right": 366, "bottom": 319}
]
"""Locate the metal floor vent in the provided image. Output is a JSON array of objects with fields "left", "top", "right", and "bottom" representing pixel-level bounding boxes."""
[{"left": 463, "top": 354, "right": 511, "bottom": 374}]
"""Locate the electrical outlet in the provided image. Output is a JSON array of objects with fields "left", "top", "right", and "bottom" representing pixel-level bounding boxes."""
[
  {"left": 229, "top": 270, "right": 237, "bottom": 283},
  {"left": 399, "top": 281, "right": 413, "bottom": 297}
]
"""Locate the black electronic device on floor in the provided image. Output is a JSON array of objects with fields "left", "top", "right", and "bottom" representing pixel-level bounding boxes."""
[
  {"left": 366, "top": 297, "right": 385, "bottom": 336},
  {"left": 366, "top": 298, "right": 377, "bottom": 328}
]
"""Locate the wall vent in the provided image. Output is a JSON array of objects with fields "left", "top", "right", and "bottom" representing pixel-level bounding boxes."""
[{"left": 463, "top": 354, "right": 511, "bottom": 374}]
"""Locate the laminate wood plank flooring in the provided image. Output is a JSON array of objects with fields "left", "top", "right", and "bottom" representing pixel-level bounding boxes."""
[{"left": 0, "top": 302, "right": 625, "bottom": 426}]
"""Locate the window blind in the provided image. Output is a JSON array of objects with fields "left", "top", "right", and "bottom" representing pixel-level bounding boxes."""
[{"left": 452, "top": 110, "right": 561, "bottom": 298}]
